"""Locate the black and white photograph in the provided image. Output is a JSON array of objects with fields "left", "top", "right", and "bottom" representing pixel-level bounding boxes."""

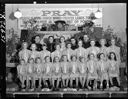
[{"left": 1, "top": 0, "right": 127, "bottom": 98}]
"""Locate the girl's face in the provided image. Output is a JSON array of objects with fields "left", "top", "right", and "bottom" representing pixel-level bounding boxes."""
[
  {"left": 31, "top": 44, "right": 36, "bottom": 50},
  {"left": 43, "top": 46, "right": 47, "bottom": 50},
  {"left": 37, "top": 59, "right": 41, "bottom": 64},
  {"left": 56, "top": 45, "right": 60, "bottom": 50},
  {"left": 72, "top": 56, "right": 77, "bottom": 62},
  {"left": 78, "top": 41, "right": 82, "bottom": 47},
  {"left": 60, "top": 37, "right": 65, "bottom": 43},
  {"left": 90, "top": 41, "right": 95, "bottom": 46},
  {"left": 23, "top": 43, "right": 28, "bottom": 49},
  {"left": 63, "top": 56, "right": 67, "bottom": 62},
  {"left": 110, "top": 53, "right": 115, "bottom": 60},
  {"left": 100, "top": 54, "right": 105, "bottom": 60},
  {"left": 100, "top": 39, "right": 105, "bottom": 46},
  {"left": 55, "top": 57, "right": 59, "bottom": 62},
  {"left": 35, "top": 36, "right": 40, "bottom": 43},
  {"left": 80, "top": 58, "right": 84, "bottom": 63},
  {"left": 111, "top": 39, "right": 115, "bottom": 45},
  {"left": 67, "top": 44, "right": 71, "bottom": 48},
  {"left": 71, "top": 39, "right": 76, "bottom": 44},
  {"left": 29, "top": 59, "right": 34, "bottom": 64},
  {"left": 46, "top": 57, "right": 50, "bottom": 62},
  {"left": 90, "top": 54, "right": 94, "bottom": 60},
  {"left": 21, "top": 60, "right": 25, "bottom": 65},
  {"left": 49, "top": 37, "right": 54, "bottom": 43}
]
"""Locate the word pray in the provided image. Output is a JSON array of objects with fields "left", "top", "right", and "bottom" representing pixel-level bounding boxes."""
[{"left": 41, "top": 10, "right": 81, "bottom": 16}]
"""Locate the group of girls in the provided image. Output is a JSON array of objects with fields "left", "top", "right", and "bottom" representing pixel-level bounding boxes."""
[{"left": 17, "top": 37, "right": 121, "bottom": 91}]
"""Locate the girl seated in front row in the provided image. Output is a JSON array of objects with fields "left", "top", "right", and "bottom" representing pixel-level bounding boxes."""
[
  {"left": 43, "top": 56, "right": 52, "bottom": 89},
  {"left": 33, "top": 57, "right": 42, "bottom": 89},
  {"left": 69, "top": 55, "right": 79, "bottom": 89},
  {"left": 78, "top": 57, "right": 87, "bottom": 89},
  {"left": 17, "top": 59, "right": 27, "bottom": 89},
  {"left": 97, "top": 53, "right": 109, "bottom": 90},
  {"left": 86, "top": 53, "right": 99, "bottom": 90},
  {"left": 61, "top": 55, "right": 70, "bottom": 88},
  {"left": 26, "top": 58, "right": 35, "bottom": 90},
  {"left": 51, "top": 56, "right": 61, "bottom": 89},
  {"left": 108, "top": 52, "right": 120, "bottom": 88}
]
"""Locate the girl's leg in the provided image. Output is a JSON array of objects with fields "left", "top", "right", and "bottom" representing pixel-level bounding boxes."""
[
  {"left": 62, "top": 79, "right": 65, "bottom": 88},
  {"left": 39, "top": 77, "right": 42, "bottom": 88},
  {"left": 76, "top": 78, "right": 78, "bottom": 88},
  {"left": 66, "top": 78, "right": 69, "bottom": 88},
  {"left": 110, "top": 77, "right": 113, "bottom": 86},
  {"left": 79, "top": 77, "right": 83, "bottom": 87},
  {"left": 56, "top": 78, "right": 60, "bottom": 88},
  {"left": 116, "top": 77, "right": 120, "bottom": 86},
  {"left": 26, "top": 76, "right": 30, "bottom": 88},
  {"left": 52, "top": 78, "right": 55, "bottom": 88},
  {"left": 82, "top": 77, "right": 86, "bottom": 88},
  {"left": 70, "top": 78, "right": 73, "bottom": 88}
]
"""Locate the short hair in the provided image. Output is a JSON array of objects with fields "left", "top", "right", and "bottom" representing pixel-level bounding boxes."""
[
  {"left": 28, "top": 58, "right": 34, "bottom": 63},
  {"left": 61, "top": 55, "right": 68, "bottom": 61},
  {"left": 20, "top": 59, "right": 25, "bottom": 63},
  {"left": 44, "top": 56, "right": 51, "bottom": 62},
  {"left": 60, "top": 36, "right": 65, "bottom": 41},
  {"left": 71, "top": 55, "right": 77, "bottom": 61},
  {"left": 98, "top": 53, "right": 105, "bottom": 60},
  {"left": 35, "top": 35, "right": 40, "bottom": 38},
  {"left": 108, "top": 52, "right": 117, "bottom": 61},
  {"left": 88, "top": 53, "right": 95, "bottom": 59},
  {"left": 35, "top": 57, "right": 42, "bottom": 63},
  {"left": 48, "top": 36, "right": 54, "bottom": 40},
  {"left": 79, "top": 56, "right": 84, "bottom": 62},
  {"left": 53, "top": 56, "right": 60, "bottom": 62}
]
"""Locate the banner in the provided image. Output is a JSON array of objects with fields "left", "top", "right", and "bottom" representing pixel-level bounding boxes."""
[{"left": 18, "top": 8, "right": 102, "bottom": 29}]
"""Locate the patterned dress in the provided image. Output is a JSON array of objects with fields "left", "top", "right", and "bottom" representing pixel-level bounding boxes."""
[
  {"left": 87, "top": 60, "right": 98, "bottom": 80},
  {"left": 43, "top": 62, "right": 52, "bottom": 80},
  {"left": 78, "top": 62, "right": 87, "bottom": 78},
  {"left": 52, "top": 62, "right": 61, "bottom": 79},
  {"left": 61, "top": 62, "right": 70, "bottom": 79},
  {"left": 97, "top": 60, "right": 109, "bottom": 80},
  {"left": 108, "top": 60, "right": 119, "bottom": 78},
  {"left": 69, "top": 62, "right": 79, "bottom": 79}
]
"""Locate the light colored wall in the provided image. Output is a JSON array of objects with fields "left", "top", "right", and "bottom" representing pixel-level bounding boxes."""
[{"left": 5, "top": 3, "right": 126, "bottom": 42}]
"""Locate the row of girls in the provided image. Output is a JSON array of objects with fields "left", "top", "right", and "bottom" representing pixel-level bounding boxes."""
[{"left": 17, "top": 37, "right": 121, "bottom": 90}]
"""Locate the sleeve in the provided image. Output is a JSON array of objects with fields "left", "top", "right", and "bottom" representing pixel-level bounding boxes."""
[
  {"left": 17, "top": 65, "right": 20, "bottom": 74},
  {"left": 18, "top": 51, "right": 21, "bottom": 59}
]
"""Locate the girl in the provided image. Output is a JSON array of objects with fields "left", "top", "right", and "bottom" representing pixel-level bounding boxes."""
[
  {"left": 40, "top": 44, "right": 51, "bottom": 63},
  {"left": 60, "top": 36, "right": 66, "bottom": 52},
  {"left": 17, "top": 59, "right": 27, "bottom": 89},
  {"left": 18, "top": 42, "right": 31, "bottom": 63},
  {"left": 51, "top": 56, "right": 61, "bottom": 89},
  {"left": 97, "top": 53, "right": 109, "bottom": 90},
  {"left": 33, "top": 57, "right": 42, "bottom": 89},
  {"left": 78, "top": 57, "right": 87, "bottom": 89},
  {"left": 26, "top": 58, "right": 35, "bottom": 91},
  {"left": 43, "top": 56, "right": 52, "bottom": 89},
  {"left": 69, "top": 55, "right": 79, "bottom": 89},
  {"left": 29, "top": 44, "right": 40, "bottom": 61},
  {"left": 51, "top": 44, "right": 62, "bottom": 62},
  {"left": 108, "top": 52, "right": 120, "bottom": 88},
  {"left": 86, "top": 53, "right": 99, "bottom": 90},
  {"left": 87, "top": 39, "right": 100, "bottom": 60},
  {"left": 76, "top": 40, "right": 87, "bottom": 60},
  {"left": 62, "top": 43, "right": 76, "bottom": 61},
  {"left": 107, "top": 39, "right": 120, "bottom": 63},
  {"left": 99, "top": 39, "right": 108, "bottom": 60},
  {"left": 61, "top": 55, "right": 70, "bottom": 88}
]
